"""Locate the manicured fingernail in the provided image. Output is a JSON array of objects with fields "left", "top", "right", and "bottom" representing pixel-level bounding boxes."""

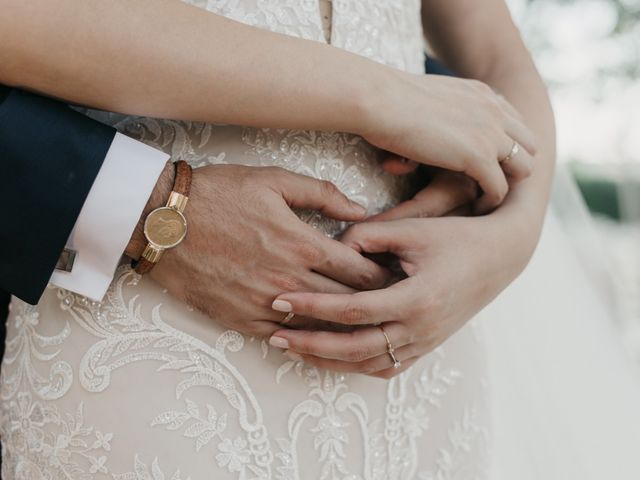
[
  {"left": 272, "top": 300, "right": 293, "bottom": 313},
  {"left": 285, "top": 350, "right": 303, "bottom": 361},
  {"left": 269, "top": 336, "right": 290, "bottom": 349}
]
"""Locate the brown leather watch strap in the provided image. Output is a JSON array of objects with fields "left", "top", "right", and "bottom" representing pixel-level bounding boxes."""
[
  {"left": 134, "top": 258, "right": 155, "bottom": 275},
  {"left": 173, "top": 160, "right": 192, "bottom": 197}
]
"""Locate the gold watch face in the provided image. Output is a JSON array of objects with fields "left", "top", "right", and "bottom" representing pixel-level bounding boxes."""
[{"left": 144, "top": 207, "right": 187, "bottom": 249}]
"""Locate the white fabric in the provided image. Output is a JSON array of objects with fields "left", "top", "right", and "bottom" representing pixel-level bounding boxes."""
[
  {"left": 49, "top": 133, "right": 168, "bottom": 301},
  {"left": 485, "top": 209, "right": 640, "bottom": 479}
]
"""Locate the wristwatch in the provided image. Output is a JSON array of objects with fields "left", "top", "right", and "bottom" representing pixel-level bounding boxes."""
[{"left": 133, "top": 160, "right": 192, "bottom": 275}]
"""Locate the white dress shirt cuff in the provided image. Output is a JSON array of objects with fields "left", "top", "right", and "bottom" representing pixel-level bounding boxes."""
[{"left": 50, "top": 133, "right": 169, "bottom": 301}]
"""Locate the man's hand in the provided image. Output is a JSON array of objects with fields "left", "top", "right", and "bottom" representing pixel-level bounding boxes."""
[
  {"left": 267, "top": 211, "right": 537, "bottom": 378},
  {"left": 127, "top": 163, "right": 392, "bottom": 338}
]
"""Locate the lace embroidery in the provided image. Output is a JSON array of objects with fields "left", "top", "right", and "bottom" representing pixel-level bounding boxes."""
[
  {"left": 241, "top": 127, "right": 413, "bottom": 229},
  {"left": 419, "top": 408, "right": 490, "bottom": 480},
  {"left": 1, "top": 302, "right": 73, "bottom": 401},
  {"left": 113, "top": 456, "right": 190, "bottom": 480},
  {"left": 275, "top": 362, "right": 370, "bottom": 480},
  {"left": 273, "top": 348, "right": 484, "bottom": 480},
  {"left": 0, "top": 393, "right": 113, "bottom": 479},
  {"left": 58, "top": 267, "right": 274, "bottom": 478}
]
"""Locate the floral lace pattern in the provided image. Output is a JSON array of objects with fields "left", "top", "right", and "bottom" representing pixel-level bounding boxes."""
[
  {"left": 2, "top": 1, "right": 490, "bottom": 478},
  {"left": 2, "top": 264, "right": 489, "bottom": 479}
]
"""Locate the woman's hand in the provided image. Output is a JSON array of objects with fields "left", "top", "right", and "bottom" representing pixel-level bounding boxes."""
[
  {"left": 370, "top": 169, "right": 479, "bottom": 221},
  {"left": 139, "top": 164, "right": 392, "bottom": 339},
  {"left": 361, "top": 73, "right": 538, "bottom": 214},
  {"left": 267, "top": 211, "right": 537, "bottom": 378}
]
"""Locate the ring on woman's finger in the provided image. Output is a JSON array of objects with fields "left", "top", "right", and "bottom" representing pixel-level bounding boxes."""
[
  {"left": 281, "top": 312, "right": 295, "bottom": 325},
  {"left": 378, "top": 324, "right": 401, "bottom": 369},
  {"left": 500, "top": 141, "right": 520, "bottom": 164}
]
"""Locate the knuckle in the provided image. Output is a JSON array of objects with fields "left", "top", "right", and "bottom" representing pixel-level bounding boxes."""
[
  {"left": 319, "top": 179, "right": 340, "bottom": 198},
  {"left": 355, "top": 268, "right": 379, "bottom": 290},
  {"left": 484, "top": 181, "right": 508, "bottom": 206},
  {"left": 410, "top": 298, "right": 432, "bottom": 320},
  {"left": 479, "top": 136, "right": 499, "bottom": 160},
  {"left": 459, "top": 177, "right": 479, "bottom": 201},
  {"left": 292, "top": 335, "right": 313, "bottom": 354},
  {"left": 464, "top": 140, "right": 493, "bottom": 170},
  {"left": 339, "top": 303, "right": 368, "bottom": 325},
  {"left": 347, "top": 345, "right": 372, "bottom": 363},
  {"left": 294, "top": 242, "right": 324, "bottom": 266},
  {"left": 271, "top": 272, "right": 303, "bottom": 292}
]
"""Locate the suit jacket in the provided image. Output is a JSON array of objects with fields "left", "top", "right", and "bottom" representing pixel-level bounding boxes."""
[
  {"left": 0, "top": 86, "right": 119, "bottom": 378},
  {"left": 0, "top": 86, "right": 117, "bottom": 305}
]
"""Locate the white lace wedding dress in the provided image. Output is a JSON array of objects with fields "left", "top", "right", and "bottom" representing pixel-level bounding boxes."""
[
  {"left": 3, "top": 1, "right": 640, "bottom": 479},
  {"left": 0, "top": 2, "right": 491, "bottom": 479}
]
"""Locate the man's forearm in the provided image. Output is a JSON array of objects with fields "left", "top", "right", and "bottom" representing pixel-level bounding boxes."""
[{"left": 0, "top": 0, "right": 382, "bottom": 134}]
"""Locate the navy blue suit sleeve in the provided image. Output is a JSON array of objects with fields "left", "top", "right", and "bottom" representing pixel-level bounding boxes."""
[{"left": 0, "top": 87, "right": 117, "bottom": 304}]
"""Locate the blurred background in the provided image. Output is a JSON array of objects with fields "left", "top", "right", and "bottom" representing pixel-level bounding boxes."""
[{"left": 507, "top": 0, "right": 640, "bottom": 363}]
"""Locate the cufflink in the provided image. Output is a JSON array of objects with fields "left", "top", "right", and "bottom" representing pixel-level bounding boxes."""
[{"left": 55, "top": 248, "right": 77, "bottom": 273}]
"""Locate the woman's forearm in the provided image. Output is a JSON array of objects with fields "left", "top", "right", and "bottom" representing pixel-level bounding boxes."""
[{"left": 0, "top": 0, "right": 380, "bottom": 132}]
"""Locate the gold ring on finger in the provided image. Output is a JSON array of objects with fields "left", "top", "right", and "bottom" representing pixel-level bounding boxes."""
[
  {"left": 281, "top": 312, "right": 295, "bottom": 325},
  {"left": 378, "top": 324, "right": 401, "bottom": 369},
  {"left": 501, "top": 141, "right": 520, "bottom": 163}
]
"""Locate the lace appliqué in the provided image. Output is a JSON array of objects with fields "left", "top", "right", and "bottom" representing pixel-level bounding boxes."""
[
  {"left": 0, "top": 392, "right": 113, "bottom": 480},
  {"left": 58, "top": 266, "right": 274, "bottom": 479},
  {"left": 241, "top": 127, "right": 413, "bottom": 235},
  {"left": 273, "top": 347, "right": 486, "bottom": 480},
  {"left": 113, "top": 456, "right": 190, "bottom": 480},
  {"left": 1, "top": 303, "right": 73, "bottom": 401}
]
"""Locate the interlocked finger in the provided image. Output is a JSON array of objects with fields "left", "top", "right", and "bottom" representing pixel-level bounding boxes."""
[
  {"left": 310, "top": 230, "right": 394, "bottom": 290},
  {"left": 370, "top": 172, "right": 478, "bottom": 222},
  {"left": 272, "top": 283, "right": 414, "bottom": 326},
  {"left": 470, "top": 159, "right": 509, "bottom": 215}
]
